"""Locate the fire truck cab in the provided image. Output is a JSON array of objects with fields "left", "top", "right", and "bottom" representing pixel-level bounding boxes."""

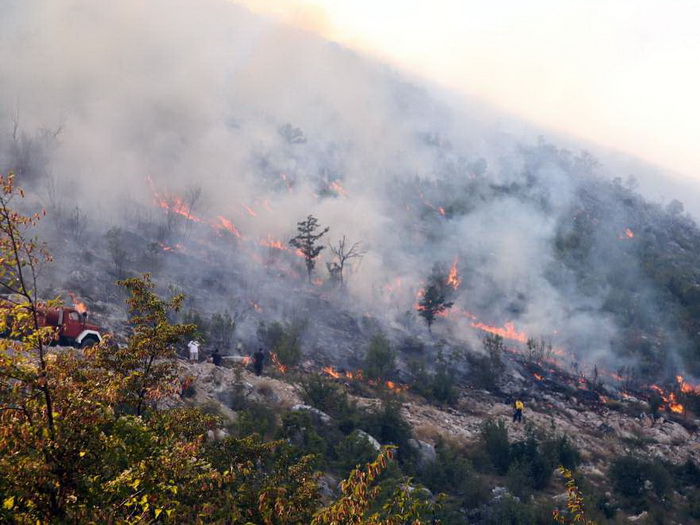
[
  {"left": 1, "top": 298, "right": 103, "bottom": 348},
  {"left": 39, "top": 307, "right": 102, "bottom": 348}
]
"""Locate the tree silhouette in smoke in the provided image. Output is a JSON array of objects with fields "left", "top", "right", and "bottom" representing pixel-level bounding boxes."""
[
  {"left": 417, "top": 266, "right": 454, "bottom": 333},
  {"left": 289, "top": 214, "right": 329, "bottom": 283}
]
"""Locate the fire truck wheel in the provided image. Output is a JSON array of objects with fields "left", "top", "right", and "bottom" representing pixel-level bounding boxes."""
[{"left": 80, "top": 335, "right": 99, "bottom": 348}]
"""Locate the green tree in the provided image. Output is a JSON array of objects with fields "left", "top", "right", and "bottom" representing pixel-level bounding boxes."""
[
  {"left": 365, "top": 333, "right": 396, "bottom": 380},
  {"left": 98, "top": 274, "right": 195, "bottom": 416},
  {"left": 416, "top": 267, "right": 453, "bottom": 333},
  {"left": 289, "top": 214, "right": 329, "bottom": 283}
]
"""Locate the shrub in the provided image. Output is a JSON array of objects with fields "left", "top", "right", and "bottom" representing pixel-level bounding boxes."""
[
  {"left": 279, "top": 411, "right": 327, "bottom": 460},
  {"left": 301, "top": 374, "right": 354, "bottom": 420},
  {"left": 470, "top": 334, "right": 506, "bottom": 390},
  {"left": 357, "top": 399, "right": 415, "bottom": 466},
  {"left": 420, "top": 438, "right": 488, "bottom": 510},
  {"left": 547, "top": 434, "right": 581, "bottom": 471},
  {"left": 609, "top": 455, "right": 672, "bottom": 510},
  {"left": 509, "top": 432, "right": 555, "bottom": 491},
  {"left": 257, "top": 320, "right": 304, "bottom": 367},
  {"left": 235, "top": 400, "right": 278, "bottom": 439},
  {"left": 480, "top": 419, "right": 511, "bottom": 474},
  {"left": 334, "top": 430, "right": 380, "bottom": 476},
  {"left": 481, "top": 494, "right": 536, "bottom": 525},
  {"left": 409, "top": 352, "right": 458, "bottom": 405},
  {"left": 364, "top": 333, "right": 396, "bottom": 380}
]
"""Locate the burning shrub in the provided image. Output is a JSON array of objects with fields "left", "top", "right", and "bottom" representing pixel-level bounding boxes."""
[
  {"left": 257, "top": 320, "right": 304, "bottom": 367},
  {"left": 364, "top": 332, "right": 396, "bottom": 380},
  {"left": 301, "top": 374, "right": 355, "bottom": 421}
]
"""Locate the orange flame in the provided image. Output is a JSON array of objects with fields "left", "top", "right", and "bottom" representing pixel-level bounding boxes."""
[
  {"left": 329, "top": 181, "right": 348, "bottom": 197},
  {"left": 322, "top": 366, "right": 341, "bottom": 379},
  {"left": 217, "top": 216, "right": 242, "bottom": 238},
  {"left": 68, "top": 292, "right": 87, "bottom": 314},
  {"left": 270, "top": 352, "right": 287, "bottom": 373},
  {"left": 243, "top": 205, "right": 257, "bottom": 217},
  {"left": 384, "top": 277, "right": 403, "bottom": 293},
  {"left": 147, "top": 176, "right": 202, "bottom": 223},
  {"left": 250, "top": 301, "right": 263, "bottom": 313},
  {"left": 471, "top": 320, "right": 528, "bottom": 343},
  {"left": 446, "top": 256, "right": 461, "bottom": 290},
  {"left": 533, "top": 373, "right": 543, "bottom": 381},
  {"left": 157, "top": 242, "right": 186, "bottom": 253},
  {"left": 385, "top": 380, "right": 409, "bottom": 393},
  {"left": 618, "top": 228, "right": 635, "bottom": 240},
  {"left": 651, "top": 383, "right": 684, "bottom": 414},
  {"left": 281, "top": 173, "right": 293, "bottom": 192},
  {"left": 260, "top": 236, "right": 287, "bottom": 251},
  {"left": 241, "top": 356, "right": 252, "bottom": 366}
]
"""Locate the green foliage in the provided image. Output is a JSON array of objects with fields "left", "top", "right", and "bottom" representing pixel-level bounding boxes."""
[
  {"left": 103, "top": 274, "right": 195, "bottom": 416},
  {"left": 364, "top": 332, "right": 396, "bottom": 380},
  {"left": 416, "top": 267, "right": 454, "bottom": 332},
  {"left": 279, "top": 411, "right": 328, "bottom": 459},
  {"left": 0, "top": 176, "right": 446, "bottom": 524},
  {"left": 470, "top": 334, "right": 506, "bottom": 389},
  {"left": 257, "top": 320, "right": 304, "bottom": 367},
  {"left": 334, "top": 430, "right": 381, "bottom": 475},
  {"left": 609, "top": 455, "right": 672, "bottom": 507},
  {"left": 312, "top": 447, "right": 442, "bottom": 524},
  {"left": 204, "top": 436, "right": 321, "bottom": 524},
  {"left": 481, "top": 494, "right": 536, "bottom": 525},
  {"left": 209, "top": 309, "right": 237, "bottom": 350},
  {"left": 420, "top": 438, "right": 488, "bottom": 510},
  {"left": 301, "top": 373, "right": 355, "bottom": 420},
  {"left": 289, "top": 214, "right": 329, "bottom": 283},
  {"left": 358, "top": 399, "right": 416, "bottom": 466},
  {"left": 235, "top": 400, "right": 279, "bottom": 439},
  {"left": 409, "top": 351, "right": 458, "bottom": 405},
  {"left": 480, "top": 419, "right": 511, "bottom": 474},
  {"left": 546, "top": 434, "right": 581, "bottom": 471}
]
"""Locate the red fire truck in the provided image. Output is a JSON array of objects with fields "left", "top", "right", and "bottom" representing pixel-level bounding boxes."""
[{"left": 1, "top": 298, "right": 103, "bottom": 348}]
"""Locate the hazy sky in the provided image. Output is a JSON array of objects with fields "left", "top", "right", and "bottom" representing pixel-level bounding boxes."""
[{"left": 238, "top": 0, "right": 700, "bottom": 179}]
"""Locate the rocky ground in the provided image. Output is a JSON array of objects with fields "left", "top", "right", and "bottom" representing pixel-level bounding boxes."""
[{"left": 179, "top": 358, "right": 700, "bottom": 522}]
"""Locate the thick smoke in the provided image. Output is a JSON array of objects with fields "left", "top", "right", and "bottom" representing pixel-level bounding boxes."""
[{"left": 0, "top": 0, "right": 687, "bottom": 374}]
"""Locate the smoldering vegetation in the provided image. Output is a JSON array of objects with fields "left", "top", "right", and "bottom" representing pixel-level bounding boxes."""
[{"left": 2, "top": 0, "right": 700, "bottom": 381}]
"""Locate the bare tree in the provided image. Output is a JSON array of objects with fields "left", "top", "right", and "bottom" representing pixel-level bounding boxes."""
[{"left": 328, "top": 235, "right": 366, "bottom": 288}]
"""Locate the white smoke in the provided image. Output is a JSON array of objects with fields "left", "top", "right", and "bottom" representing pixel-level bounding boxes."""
[{"left": 1, "top": 0, "right": 684, "bottom": 372}]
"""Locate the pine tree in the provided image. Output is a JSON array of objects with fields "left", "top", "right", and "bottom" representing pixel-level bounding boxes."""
[
  {"left": 417, "top": 267, "right": 454, "bottom": 333},
  {"left": 289, "top": 214, "right": 329, "bottom": 283}
]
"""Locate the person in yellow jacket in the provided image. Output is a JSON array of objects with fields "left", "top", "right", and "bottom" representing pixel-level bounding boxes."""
[{"left": 513, "top": 399, "right": 524, "bottom": 423}]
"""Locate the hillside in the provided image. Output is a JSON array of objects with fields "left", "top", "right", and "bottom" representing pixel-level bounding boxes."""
[{"left": 3, "top": 0, "right": 700, "bottom": 522}]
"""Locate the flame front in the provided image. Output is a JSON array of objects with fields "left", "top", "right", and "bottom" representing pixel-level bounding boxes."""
[
  {"left": 329, "top": 181, "right": 348, "bottom": 197},
  {"left": 651, "top": 383, "right": 684, "bottom": 414},
  {"left": 68, "top": 292, "right": 88, "bottom": 314},
  {"left": 447, "top": 257, "right": 461, "bottom": 290},
  {"left": 217, "top": 217, "right": 242, "bottom": 238},
  {"left": 471, "top": 320, "right": 528, "bottom": 344},
  {"left": 270, "top": 352, "right": 287, "bottom": 373}
]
